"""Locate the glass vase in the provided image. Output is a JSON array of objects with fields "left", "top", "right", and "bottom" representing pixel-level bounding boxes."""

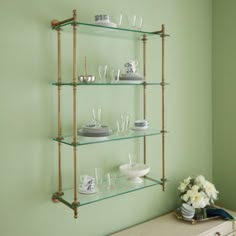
[{"left": 195, "top": 208, "right": 207, "bottom": 220}]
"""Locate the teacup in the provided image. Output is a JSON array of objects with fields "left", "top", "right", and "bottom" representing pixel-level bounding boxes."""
[
  {"left": 79, "top": 183, "right": 96, "bottom": 192},
  {"left": 80, "top": 175, "right": 95, "bottom": 184},
  {"left": 124, "top": 60, "right": 138, "bottom": 74}
]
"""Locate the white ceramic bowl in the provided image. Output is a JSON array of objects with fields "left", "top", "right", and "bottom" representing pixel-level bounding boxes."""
[{"left": 119, "top": 163, "right": 150, "bottom": 183}]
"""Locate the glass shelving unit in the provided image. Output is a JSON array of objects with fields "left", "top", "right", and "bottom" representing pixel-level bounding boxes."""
[{"left": 51, "top": 9, "right": 168, "bottom": 219}]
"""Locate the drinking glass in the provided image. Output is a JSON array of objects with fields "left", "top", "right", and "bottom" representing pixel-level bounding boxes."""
[
  {"left": 128, "top": 14, "right": 136, "bottom": 29},
  {"left": 98, "top": 65, "right": 108, "bottom": 83},
  {"left": 110, "top": 68, "right": 121, "bottom": 83},
  {"left": 95, "top": 167, "right": 103, "bottom": 191},
  {"left": 107, "top": 172, "right": 116, "bottom": 190},
  {"left": 116, "top": 115, "right": 130, "bottom": 135},
  {"left": 136, "top": 16, "right": 143, "bottom": 30},
  {"left": 92, "top": 107, "right": 102, "bottom": 127}
]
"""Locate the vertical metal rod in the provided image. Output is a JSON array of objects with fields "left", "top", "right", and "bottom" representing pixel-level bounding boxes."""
[
  {"left": 57, "top": 28, "right": 63, "bottom": 196},
  {"left": 161, "top": 24, "right": 166, "bottom": 191},
  {"left": 72, "top": 9, "right": 78, "bottom": 218},
  {"left": 142, "top": 34, "right": 147, "bottom": 164}
]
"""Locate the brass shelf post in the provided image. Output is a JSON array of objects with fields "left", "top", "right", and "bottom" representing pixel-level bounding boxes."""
[
  {"left": 161, "top": 24, "right": 166, "bottom": 191},
  {"left": 142, "top": 34, "right": 147, "bottom": 164},
  {"left": 71, "top": 9, "right": 79, "bottom": 219},
  {"left": 52, "top": 26, "right": 64, "bottom": 203}
]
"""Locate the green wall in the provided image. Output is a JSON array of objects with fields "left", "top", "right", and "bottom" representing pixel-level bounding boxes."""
[
  {"left": 0, "top": 0, "right": 212, "bottom": 235},
  {"left": 213, "top": 0, "right": 236, "bottom": 210}
]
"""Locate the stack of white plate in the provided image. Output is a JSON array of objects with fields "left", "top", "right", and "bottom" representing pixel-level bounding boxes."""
[
  {"left": 181, "top": 203, "right": 195, "bottom": 219},
  {"left": 119, "top": 73, "right": 144, "bottom": 84},
  {"left": 78, "top": 124, "right": 112, "bottom": 137}
]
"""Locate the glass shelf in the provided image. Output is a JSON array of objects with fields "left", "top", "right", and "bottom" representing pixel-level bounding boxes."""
[
  {"left": 53, "top": 21, "right": 169, "bottom": 39},
  {"left": 52, "top": 81, "right": 165, "bottom": 86},
  {"left": 53, "top": 175, "right": 162, "bottom": 208},
  {"left": 53, "top": 129, "right": 161, "bottom": 146}
]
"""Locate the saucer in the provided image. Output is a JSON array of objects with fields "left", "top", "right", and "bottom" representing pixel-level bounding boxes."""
[
  {"left": 119, "top": 73, "right": 144, "bottom": 80},
  {"left": 132, "top": 126, "right": 148, "bottom": 131},
  {"left": 95, "top": 21, "right": 117, "bottom": 28},
  {"left": 116, "top": 80, "right": 144, "bottom": 84},
  {"left": 79, "top": 188, "right": 97, "bottom": 194}
]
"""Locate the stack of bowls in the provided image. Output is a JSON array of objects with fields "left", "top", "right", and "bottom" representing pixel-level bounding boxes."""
[{"left": 181, "top": 203, "right": 195, "bottom": 219}]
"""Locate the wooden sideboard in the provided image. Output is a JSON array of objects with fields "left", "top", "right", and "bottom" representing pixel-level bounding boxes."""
[{"left": 111, "top": 211, "right": 236, "bottom": 236}]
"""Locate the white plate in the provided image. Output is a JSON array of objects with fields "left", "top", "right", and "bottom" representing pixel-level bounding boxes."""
[
  {"left": 79, "top": 188, "right": 97, "bottom": 194},
  {"left": 132, "top": 126, "right": 148, "bottom": 131},
  {"left": 78, "top": 128, "right": 112, "bottom": 137},
  {"left": 120, "top": 73, "right": 144, "bottom": 78},
  {"left": 78, "top": 136, "right": 109, "bottom": 141},
  {"left": 115, "top": 80, "right": 144, "bottom": 84},
  {"left": 95, "top": 21, "right": 117, "bottom": 28}
]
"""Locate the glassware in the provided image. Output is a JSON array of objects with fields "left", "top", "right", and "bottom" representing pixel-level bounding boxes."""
[
  {"left": 117, "top": 14, "right": 123, "bottom": 27},
  {"left": 128, "top": 153, "right": 137, "bottom": 166},
  {"left": 95, "top": 167, "right": 103, "bottom": 191},
  {"left": 128, "top": 14, "right": 136, "bottom": 29},
  {"left": 116, "top": 114, "right": 130, "bottom": 135},
  {"left": 92, "top": 107, "right": 102, "bottom": 127},
  {"left": 136, "top": 16, "right": 143, "bottom": 30},
  {"left": 110, "top": 68, "right": 121, "bottom": 83},
  {"left": 98, "top": 65, "right": 108, "bottom": 83},
  {"left": 107, "top": 172, "right": 116, "bottom": 190}
]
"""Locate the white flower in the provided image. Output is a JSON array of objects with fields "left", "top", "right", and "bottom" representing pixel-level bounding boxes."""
[
  {"left": 190, "top": 191, "right": 208, "bottom": 208},
  {"left": 182, "top": 193, "right": 189, "bottom": 202},
  {"left": 191, "top": 185, "right": 199, "bottom": 192},
  {"left": 178, "top": 175, "right": 219, "bottom": 209},
  {"left": 178, "top": 182, "right": 187, "bottom": 192},
  {"left": 178, "top": 177, "right": 191, "bottom": 192},
  {"left": 203, "top": 180, "right": 218, "bottom": 201},
  {"left": 195, "top": 175, "right": 205, "bottom": 186}
]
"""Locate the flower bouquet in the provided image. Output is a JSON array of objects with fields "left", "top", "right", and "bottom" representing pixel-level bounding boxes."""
[{"left": 177, "top": 175, "right": 219, "bottom": 221}]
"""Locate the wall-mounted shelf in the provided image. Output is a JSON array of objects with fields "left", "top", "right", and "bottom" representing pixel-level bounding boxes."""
[
  {"left": 53, "top": 129, "right": 161, "bottom": 146},
  {"left": 51, "top": 9, "right": 168, "bottom": 218},
  {"left": 53, "top": 176, "right": 162, "bottom": 208},
  {"left": 51, "top": 20, "right": 169, "bottom": 39}
]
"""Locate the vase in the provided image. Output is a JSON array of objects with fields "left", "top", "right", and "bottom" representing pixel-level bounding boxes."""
[{"left": 195, "top": 208, "right": 207, "bottom": 220}]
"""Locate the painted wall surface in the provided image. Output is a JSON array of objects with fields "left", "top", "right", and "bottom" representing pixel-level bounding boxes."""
[
  {"left": 212, "top": 0, "right": 236, "bottom": 210},
  {"left": 0, "top": 0, "right": 212, "bottom": 235}
]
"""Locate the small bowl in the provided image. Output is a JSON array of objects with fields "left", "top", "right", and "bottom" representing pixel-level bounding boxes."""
[
  {"left": 119, "top": 163, "right": 150, "bottom": 183},
  {"left": 78, "top": 75, "right": 96, "bottom": 83}
]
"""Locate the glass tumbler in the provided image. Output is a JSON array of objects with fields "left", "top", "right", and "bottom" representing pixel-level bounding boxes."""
[{"left": 98, "top": 65, "right": 108, "bottom": 83}]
